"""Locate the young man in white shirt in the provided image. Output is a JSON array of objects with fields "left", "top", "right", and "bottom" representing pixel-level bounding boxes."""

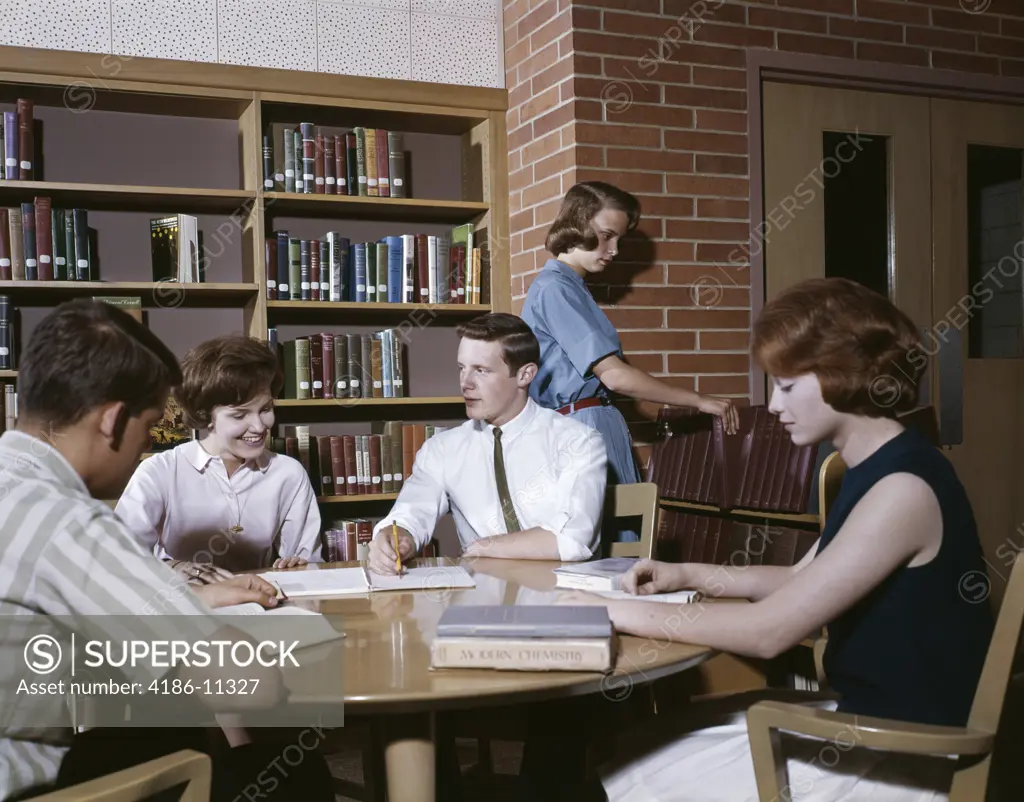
[
  {"left": 368, "top": 312, "right": 608, "bottom": 574},
  {"left": 0, "top": 299, "right": 333, "bottom": 802}
]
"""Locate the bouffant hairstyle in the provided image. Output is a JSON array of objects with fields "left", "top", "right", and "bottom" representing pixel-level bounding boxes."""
[
  {"left": 175, "top": 335, "right": 284, "bottom": 429},
  {"left": 752, "top": 278, "right": 924, "bottom": 417},
  {"left": 545, "top": 181, "right": 641, "bottom": 257},
  {"left": 456, "top": 313, "right": 540, "bottom": 375}
]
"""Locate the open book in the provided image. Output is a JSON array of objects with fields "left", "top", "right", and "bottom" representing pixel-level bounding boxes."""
[{"left": 258, "top": 565, "right": 476, "bottom": 598}]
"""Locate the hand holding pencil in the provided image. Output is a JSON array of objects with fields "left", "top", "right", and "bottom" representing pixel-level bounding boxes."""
[{"left": 368, "top": 524, "right": 416, "bottom": 576}]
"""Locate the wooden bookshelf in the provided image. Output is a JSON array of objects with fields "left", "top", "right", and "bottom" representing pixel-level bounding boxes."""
[
  {"left": 0, "top": 46, "right": 508, "bottom": 530},
  {"left": 0, "top": 370, "right": 16, "bottom": 379},
  {"left": 659, "top": 498, "right": 820, "bottom": 528}
]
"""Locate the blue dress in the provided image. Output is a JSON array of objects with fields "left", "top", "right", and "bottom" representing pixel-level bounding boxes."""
[{"left": 522, "top": 259, "right": 642, "bottom": 542}]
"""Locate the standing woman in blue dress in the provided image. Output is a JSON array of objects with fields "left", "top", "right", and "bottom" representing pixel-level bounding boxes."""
[{"left": 522, "top": 181, "right": 739, "bottom": 542}]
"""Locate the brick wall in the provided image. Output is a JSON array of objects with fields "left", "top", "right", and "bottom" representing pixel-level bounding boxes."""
[{"left": 502, "top": 0, "right": 1024, "bottom": 467}]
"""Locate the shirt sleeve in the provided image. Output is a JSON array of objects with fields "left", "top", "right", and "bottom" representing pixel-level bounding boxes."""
[
  {"left": 373, "top": 436, "right": 450, "bottom": 553},
  {"left": 277, "top": 468, "right": 323, "bottom": 562},
  {"left": 540, "top": 427, "right": 608, "bottom": 561},
  {"left": 533, "top": 282, "right": 621, "bottom": 379},
  {"left": 35, "top": 509, "right": 222, "bottom": 685},
  {"left": 113, "top": 455, "right": 167, "bottom": 555}
]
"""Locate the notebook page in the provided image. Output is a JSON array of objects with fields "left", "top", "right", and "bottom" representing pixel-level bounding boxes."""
[
  {"left": 259, "top": 566, "right": 371, "bottom": 597},
  {"left": 367, "top": 565, "right": 476, "bottom": 593}
]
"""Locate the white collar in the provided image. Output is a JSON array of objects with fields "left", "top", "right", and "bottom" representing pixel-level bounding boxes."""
[
  {"left": 184, "top": 439, "right": 272, "bottom": 474},
  {"left": 481, "top": 396, "right": 537, "bottom": 443}
]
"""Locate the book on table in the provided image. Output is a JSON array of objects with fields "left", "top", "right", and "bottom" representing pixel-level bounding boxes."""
[
  {"left": 553, "top": 558, "right": 703, "bottom": 603},
  {"left": 430, "top": 605, "right": 616, "bottom": 672},
  {"left": 258, "top": 564, "right": 475, "bottom": 598}
]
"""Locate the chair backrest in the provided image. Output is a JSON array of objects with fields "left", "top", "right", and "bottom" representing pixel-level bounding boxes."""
[
  {"left": 32, "top": 749, "right": 211, "bottom": 801},
  {"left": 817, "top": 451, "right": 847, "bottom": 533},
  {"left": 608, "top": 482, "right": 659, "bottom": 559}
]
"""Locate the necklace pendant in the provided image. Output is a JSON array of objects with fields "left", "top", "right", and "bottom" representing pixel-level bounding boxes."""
[{"left": 229, "top": 524, "right": 244, "bottom": 534}]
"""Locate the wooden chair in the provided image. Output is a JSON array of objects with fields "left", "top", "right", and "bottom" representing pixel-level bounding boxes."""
[
  {"left": 607, "top": 482, "right": 659, "bottom": 559},
  {"left": 31, "top": 750, "right": 210, "bottom": 801},
  {"left": 748, "top": 551, "right": 1024, "bottom": 802}
]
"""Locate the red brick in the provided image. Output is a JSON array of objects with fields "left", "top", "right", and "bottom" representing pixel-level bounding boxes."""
[
  {"left": 664, "top": 85, "right": 747, "bottom": 110},
  {"left": 905, "top": 26, "right": 975, "bottom": 52},
  {"left": 575, "top": 167, "right": 665, "bottom": 193},
  {"left": 505, "top": 37, "right": 531, "bottom": 69},
  {"left": 664, "top": 130, "right": 747, "bottom": 154},
  {"left": 576, "top": 122, "right": 661, "bottom": 147},
  {"left": 647, "top": 241, "right": 697, "bottom": 262},
  {"left": 695, "top": 153, "right": 747, "bottom": 175},
  {"left": 695, "top": 109, "right": 748, "bottom": 133},
  {"left": 666, "top": 174, "right": 748, "bottom": 197},
  {"left": 536, "top": 197, "right": 562, "bottom": 225},
  {"left": 510, "top": 208, "right": 534, "bottom": 232},
  {"left": 604, "top": 307, "right": 663, "bottom": 329},
  {"left": 520, "top": 42, "right": 558, "bottom": 81},
  {"left": 579, "top": 0, "right": 660, "bottom": 13},
  {"left": 577, "top": 145, "right": 605, "bottom": 167},
  {"left": 979, "top": 36, "right": 1024, "bottom": 60},
  {"left": 560, "top": 169, "right": 579, "bottom": 193},
  {"left": 558, "top": 33, "right": 574, "bottom": 59},
  {"left": 574, "top": 32, "right": 651, "bottom": 59},
  {"left": 828, "top": 17, "right": 903, "bottom": 43},
  {"left": 575, "top": 55, "right": 602, "bottom": 76},
  {"left": 697, "top": 198, "right": 749, "bottom": 219},
  {"left": 635, "top": 215, "right": 664, "bottom": 239},
  {"left": 533, "top": 102, "right": 575, "bottom": 137},
  {"left": 601, "top": 262, "right": 665, "bottom": 286},
  {"left": 777, "top": 0, "right": 852, "bottom": 13},
  {"left": 696, "top": 242, "right": 746, "bottom": 263},
  {"left": 511, "top": 252, "right": 535, "bottom": 275},
  {"left": 518, "top": 1, "right": 556, "bottom": 43},
  {"left": 698, "top": 374, "right": 750, "bottom": 395},
  {"left": 531, "top": 10, "right": 572, "bottom": 52},
  {"left": 749, "top": 8, "right": 827, "bottom": 34},
  {"left": 601, "top": 286, "right": 698, "bottom": 308},
  {"left": 932, "top": 50, "right": 1000, "bottom": 75},
  {"left": 620, "top": 331, "right": 697, "bottom": 352},
  {"left": 575, "top": 99, "right": 603, "bottom": 121},
  {"left": 699, "top": 331, "right": 751, "bottom": 350},
  {"left": 653, "top": 376, "right": 697, "bottom": 393},
  {"left": 522, "top": 175, "right": 562, "bottom": 207},
  {"left": 569, "top": 6, "right": 600, "bottom": 30},
  {"left": 633, "top": 194, "right": 695, "bottom": 217},
  {"left": 1003, "top": 19, "right": 1024, "bottom": 39},
  {"left": 535, "top": 148, "right": 575, "bottom": 179},
  {"left": 932, "top": 9, "right": 999, "bottom": 34},
  {"left": 508, "top": 150, "right": 521, "bottom": 173},
  {"left": 693, "top": 22, "right": 774, "bottom": 49},
  {"left": 532, "top": 57, "right": 574, "bottom": 95},
  {"left": 607, "top": 147, "right": 695, "bottom": 172},
  {"left": 856, "top": 0, "right": 928, "bottom": 25},
  {"left": 607, "top": 58, "right": 692, "bottom": 86},
  {"left": 560, "top": 123, "right": 575, "bottom": 147},
  {"left": 571, "top": 75, "right": 662, "bottom": 105},
  {"left": 857, "top": 42, "right": 930, "bottom": 67},
  {"left": 509, "top": 165, "right": 534, "bottom": 192},
  {"left": 522, "top": 129, "right": 560, "bottom": 165},
  {"left": 1002, "top": 59, "right": 1024, "bottom": 78},
  {"left": 668, "top": 353, "right": 749, "bottom": 373},
  {"left": 668, "top": 309, "right": 751, "bottom": 329},
  {"left": 667, "top": 219, "right": 750, "bottom": 241},
  {"left": 504, "top": 0, "right": 531, "bottom": 29},
  {"left": 606, "top": 102, "right": 696, "bottom": 129},
  {"left": 647, "top": 42, "right": 747, "bottom": 68},
  {"left": 692, "top": 66, "right": 746, "bottom": 89},
  {"left": 667, "top": 264, "right": 749, "bottom": 285},
  {"left": 662, "top": 0, "right": 748, "bottom": 25},
  {"left": 623, "top": 353, "right": 664, "bottom": 373},
  {"left": 777, "top": 32, "right": 855, "bottom": 58},
  {"left": 602, "top": 10, "right": 670, "bottom": 38},
  {"left": 519, "top": 85, "right": 560, "bottom": 123}
]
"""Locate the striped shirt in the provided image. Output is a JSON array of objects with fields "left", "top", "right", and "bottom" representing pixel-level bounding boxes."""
[{"left": 0, "top": 431, "right": 220, "bottom": 801}]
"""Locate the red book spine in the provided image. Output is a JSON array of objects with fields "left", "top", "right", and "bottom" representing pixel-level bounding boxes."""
[
  {"left": 334, "top": 135, "right": 347, "bottom": 196},
  {"left": 322, "top": 333, "right": 334, "bottom": 400},
  {"left": 0, "top": 208, "right": 10, "bottom": 280},
  {"left": 324, "top": 133, "right": 336, "bottom": 195},
  {"left": 375, "top": 129, "right": 390, "bottom": 198},
  {"left": 33, "top": 197, "right": 52, "bottom": 281},
  {"left": 314, "top": 131, "right": 325, "bottom": 194}
]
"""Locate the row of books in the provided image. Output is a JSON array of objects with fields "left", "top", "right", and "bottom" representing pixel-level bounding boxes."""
[
  {"left": 1, "top": 384, "right": 16, "bottom": 433},
  {"left": 1, "top": 100, "right": 35, "bottom": 180},
  {"left": 151, "top": 214, "right": 202, "bottom": 283},
  {"left": 269, "top": 421, "right": 448, "bottom": 498},
  {"left": 266, "top": 225, "right": 483, "bottom": 305},
  {"left": 272, "top": 329, "right": 407, "bottom": 401},
  {"left": 653, "top": 510, "right": 818, "bottom": 567},
  {"left": 263, "top": 125, "right": 407, "bottom": 198},
  {"left": 648, "top": 406, "right": 817, "bottom": 513},
  {"left": 323, "top": 521, "right": 440, "bottom": 563},
  {"left": 0, "top": 296, "right": 15, "bottom": 370},
  {"left": 0, "top": 202, "right": 92, "bottom": 281}
]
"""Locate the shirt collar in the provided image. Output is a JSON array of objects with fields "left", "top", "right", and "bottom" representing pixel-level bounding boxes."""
[
  {"left": 484, "top": 397, "right": 537, "bottom": 443},
  {"left": 0, "top": 430, "right": 92, "bottom": 497},
  {"left": 185, "top": 440, "right": 272, "bottom": 474},
  {"left": 548, "top": 258, "right": 587, "bottom": 290}
]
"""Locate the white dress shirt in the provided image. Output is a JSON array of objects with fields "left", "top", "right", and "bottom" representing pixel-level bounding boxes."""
[
  {"left": 373, "top": 397, "right": 607, "bottom": 561},
  {"left": 115, "top": 440, "right": 323, "bottom": 571}
]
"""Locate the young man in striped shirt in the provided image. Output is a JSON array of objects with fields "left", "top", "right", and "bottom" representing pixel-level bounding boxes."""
[{"left": 0, "top": 299, "right": 333, "bottom": 801}]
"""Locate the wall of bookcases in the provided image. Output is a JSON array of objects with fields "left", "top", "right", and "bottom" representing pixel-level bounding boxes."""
[{"left": 0, "top": 46, "right": 509, "bottom": 545}]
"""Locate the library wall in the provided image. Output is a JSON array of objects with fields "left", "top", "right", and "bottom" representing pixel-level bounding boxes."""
[
  {"left": 0, "top": 0, "right": 504, "bottom": 88},
  {"left": 504, "top": 0, "right": 1024, "bottom": 468}
]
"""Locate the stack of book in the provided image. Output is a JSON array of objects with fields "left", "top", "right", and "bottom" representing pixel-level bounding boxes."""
[
  {"left": 270, "top": 421, "right": 447, "bottom": 498},
  {"left": 266, "top": 225, "right": 484, "bottom": 305},
  {"left": 273, "top": 329, "right": 406, "bottom": 401},
  {"left": 321, "top": 521, "right": 441, "bottom": 562},
  {"left": 430, "top": 606, "right": 616, "bottom": 672},
  {"left": 1, "top": 99, "right": 35, "bottom": 181},
  {"left": 0, "top": 202, "right": 91, "bottom": 281},
  {"left": 263, "top": 124, "right": 406, "bottom": 198}
]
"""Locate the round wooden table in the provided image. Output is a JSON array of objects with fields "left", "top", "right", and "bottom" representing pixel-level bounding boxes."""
[{"left": 278, "top": 556, "right": 714, "bottom": 802}]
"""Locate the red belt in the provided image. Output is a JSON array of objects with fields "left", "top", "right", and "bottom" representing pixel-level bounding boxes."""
[{"left": 557, "top": 397, "right": 608, "bottom": 415}]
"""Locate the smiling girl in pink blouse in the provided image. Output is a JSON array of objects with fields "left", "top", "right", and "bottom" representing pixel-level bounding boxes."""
[{"left": 116, "top": 334, "right": 322, "bottom": 575}]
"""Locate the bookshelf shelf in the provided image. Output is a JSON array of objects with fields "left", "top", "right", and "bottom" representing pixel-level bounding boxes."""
[
  {"left": 0, "top": 182, "right": 256, "bottom": 214},
  {"left": 0, "top": 370, "right": 16, "bottom": 379},
  {"left": 275, "top": 396, "right": 464, "bottom": 408},
  {"left": 261, "top": 192, "right": 488, "bottom": 223},
  {"left": 317, "top": 493, "right": 399, "bottom": 504},
  {"left": 658, "top": 498, "right": 820, "bottom": 527},
  {"left": 0, "top": 281, "right": 260, "bottom": 307},
  {"left": 266, "top": 300, "right": 490, "bottom": 322}
]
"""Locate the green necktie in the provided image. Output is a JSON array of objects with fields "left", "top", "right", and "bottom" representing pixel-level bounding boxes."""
[{"left": 493, "top": 427, "right": 521, "bottom": 534}]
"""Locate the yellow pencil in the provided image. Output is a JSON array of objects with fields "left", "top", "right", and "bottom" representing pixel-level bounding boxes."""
[{"left": 392, "top": 521, "right": 402, "bottom": 576}]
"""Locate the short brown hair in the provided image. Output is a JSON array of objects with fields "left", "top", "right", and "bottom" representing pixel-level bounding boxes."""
[
  {"left": 752, "top": 278, "right": 923, "bottom": 417},
  {"left": 19, "top": 299, "right": 181, "bottom": 431},
  {"left": 176, "top": 335, "right": 284, "bottom": 429},
  {"left": 545, "top": 181, "right": 641, "bottom": 257},
  {"left": 456, "top": 313, "right": 540, "bottom": 375}
]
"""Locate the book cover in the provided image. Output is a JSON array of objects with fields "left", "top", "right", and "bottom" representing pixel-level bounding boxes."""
[
  {"left": 150, "top": 394, "right": 193, "bottom": 451},
  {"left": 435, "top": 605, "right": 613, "bottom": 639}
]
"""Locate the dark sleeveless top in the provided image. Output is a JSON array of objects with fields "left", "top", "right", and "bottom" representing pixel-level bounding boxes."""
[{"left": 817, "top": 426, "right": 994, "bottom": 727}]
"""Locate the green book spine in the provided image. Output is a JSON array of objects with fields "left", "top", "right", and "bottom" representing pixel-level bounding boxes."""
[
  {"left": 376, "top": 242, "right": 388, "bottom": 301},
  {"left": 288, "top": 238, "right": 301, "bottom": 301},
  {"left": 354, "top": 127, "right": 367, "bottom": 197},
  {"left": 283, "top": 341, "right": 298, "bottom": 399},
  {"left": 295, "top": 337, "right": 311, "bottom": 400},
  {"left": 365, "top": 241, "right": 376, "bottom": 303},
  {"left": 63, "top": 211, "right": 75, "bottom": 282}
]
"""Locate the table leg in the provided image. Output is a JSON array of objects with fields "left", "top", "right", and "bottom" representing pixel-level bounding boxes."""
[{"left": 382, "top": 712, "right": 435, "bottom": 802}]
